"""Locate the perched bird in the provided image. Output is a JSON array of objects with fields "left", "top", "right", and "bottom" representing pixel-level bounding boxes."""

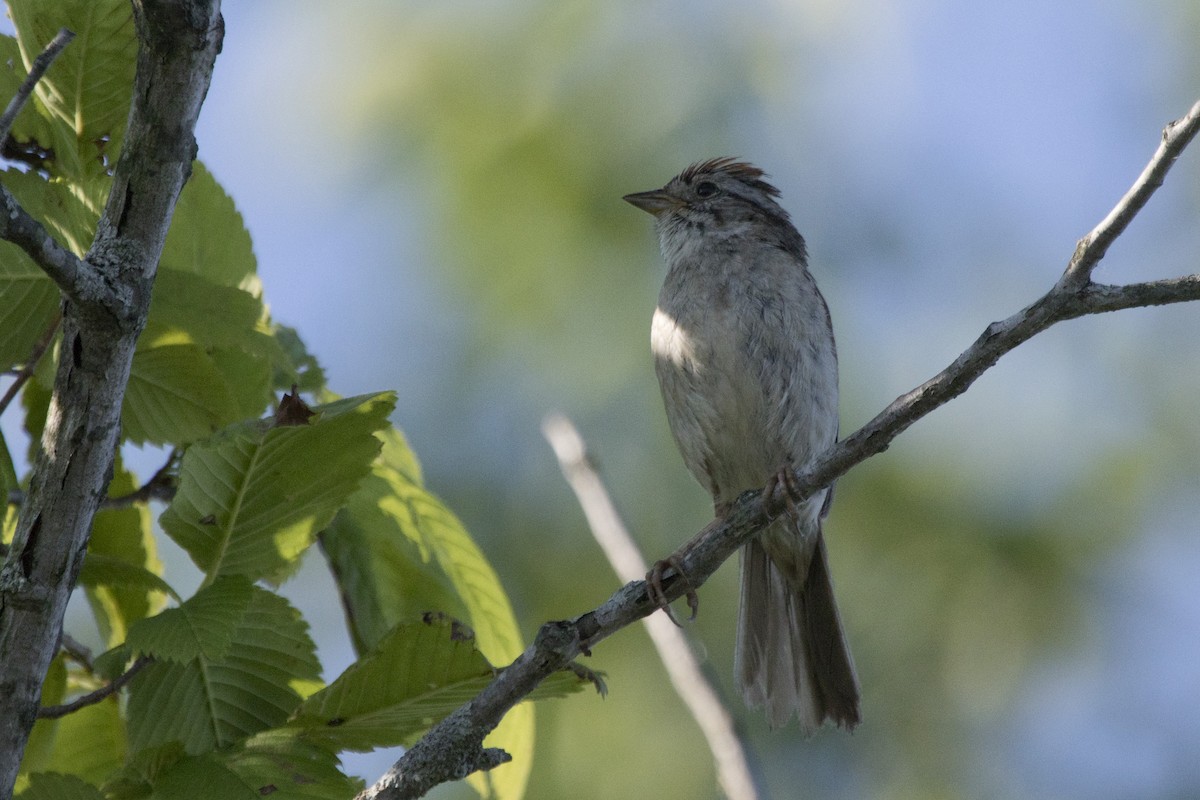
[{"left": 624, "top": 158, "right": 860, "bottom": 732}]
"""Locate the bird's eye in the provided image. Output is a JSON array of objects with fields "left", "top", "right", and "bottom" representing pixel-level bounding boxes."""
[{"left": 694, "top": 181, "right": 718, "bottom": 198}]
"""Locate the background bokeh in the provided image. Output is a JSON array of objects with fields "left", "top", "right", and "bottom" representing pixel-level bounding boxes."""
[{"left": 54, "top": 0, "right": 1200, "bottom": 797}]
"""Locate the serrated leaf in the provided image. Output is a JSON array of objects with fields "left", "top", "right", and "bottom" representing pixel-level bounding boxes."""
[
  {"left": 125, "top": 576, "right": 254, "bottom": 663},
  {"left": 146, "top": 730, "right": 358, "bottom": 800},
  {"left": 78, "top": 554, "right": 178, "bottom": 607},
  {"left": 161, "top": 392, "right": 394, "bottom": 583},
  {"left": 161, "top": 162, "right": 257, "bottom": 288},
  {"left": 290, "top": 616, "right": 496, "bottom": 751},
  {"left": 102, "top": 740, "right": 185, "bottom": 799},
  {"left": 271, "top": 325, "right": 327, "bottom": 394},
  {"left": 127, "top": 586, "right": 320, "bottom": 755},
  {"left": 91, "top": 645, "right": 131, "bottom": 682},
  {"left": 123, "top": 342, "right": 243, "bottom": 446},
  {"left": 16, "top": 772, "right": 105, "bottom": 800},
  {"left": 9, "top": 0, "right": 136, "bottom": 180}
]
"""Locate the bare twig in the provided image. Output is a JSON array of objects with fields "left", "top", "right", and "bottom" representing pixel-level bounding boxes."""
[
  {"left": 358, "top": 100, "right": 1200, "bottom": 800},
  {"left": 0, "top": 28, "right": 74, "bottom": 145},
  {"left": 0, "top": 313, "right": 61, "bottom": 417},
  {"left": 543, "top": 414, "right": 764, "bottom": 800},
  {"left": 36, "top": 656, "right": 151, "bottom": 720},
  {"left": 1061, "top": 100, "right": 1200, "bottom": 287},
  {"left": 103, "top": 449, "right": 179, "bottom": 508},
  {"left": 58, "top": 633, "right": 93, "bottom": 670}
]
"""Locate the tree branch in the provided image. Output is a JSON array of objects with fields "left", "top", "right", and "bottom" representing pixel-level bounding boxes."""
[
  {"left": 1061, "top": 100, "right": 1200, "bottom": 287},
  {"left": 0, "top": 29, "right": 89, "bottom": 301},
  {"left": 0, "top": 28, "right": 73, "bottom": 145},
  {"left": 0, "top": 5, "right": 224, "bottom": 798},
  {"left": 0, "top": 314, "right": 60, "bottom": 417},
  {"left": 358, "top": 99, "right": 1200, "bottom": 800},
  {"left": 103, "top": 449, "right": 179, "bottom": 509}
]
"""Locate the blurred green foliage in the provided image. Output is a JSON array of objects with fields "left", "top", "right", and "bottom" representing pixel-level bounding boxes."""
[{"left": 306, "top": 1, "right": 1200, "bottom": 798}]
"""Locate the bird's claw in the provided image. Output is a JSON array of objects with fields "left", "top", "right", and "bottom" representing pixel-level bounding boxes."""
[{"left": 646, "top": 556, "right": 699, "bottom": 626}]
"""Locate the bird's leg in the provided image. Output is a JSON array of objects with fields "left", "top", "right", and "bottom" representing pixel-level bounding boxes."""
[
  {"left": 646, "top": 501, "right": 731, "bottom": 625},
  {"left": 646, "top": 555, "right": 697, "bottom": 626},
  {"left": 763, "top": 465, "right": 803, "bottom": 523}
]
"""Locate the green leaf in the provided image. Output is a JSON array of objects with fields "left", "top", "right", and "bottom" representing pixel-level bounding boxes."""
[
  {"left": 20, "top": 375, "right": 52, "bottom": 463},
  {"left": 320, "top": 427, "right": 511, "bottom": 656},
  {"left": 0, "top": 424, "right": 16, "bottom": 502},
  {"left": 123, "top": 340, "right": 243, "bottom": 446},
  {"left": 161, "top": 392, "right": 394, "bottom": 583},
  {"left": 290, "top": 615, "right": 497, "bottom": 751},
  {"left": 101, "top": 741, "right": 184, "bottom": 799},
  {"left": 16, "top": 772, "right": 105, "bottom": 800},
  {"left": 208, "top": 345, "right": 275, "bottom": 421},
  {"left": 319, "top": 426, "right": 535, "bottom": 799},
  {"left": 291, "top": 616, "right": 588, "bottom": 754},
  {"left": 271, "top": 325, "right": 327, "bottom": 394},
  {"left": 126, "top": 576, "right": 255, "bottom": 663},
  {"left": 127, "top": 586, "right": 320, "bottom": 755},
  {"left": 92, "top": 645, "right": 132, "bottom": 682},
  {"left": 145, "top": 730, "right": 358, "bottom": 800},
  {"left": 320, "top": 470, "right": 466, "bottom": 653},
  {"left": 9, "top": 0, "right": 136, "bottom": 180},
  {"left": 161, "top": 162, "right": 257, "bottom": 288},
  {"left": 42, "top": 696, "right": 126, "bottom": 786},
  {"left": 82, "top": 462, "right": 168, "bottom": 647},
  {"left": 78, "top": 554, "right": 178, "bottom": 609},
  {"left": 0, "top": 170, "right": 79, "bottom": 373},
  {"left": 16, "top": 655, "right": 67, "bottom": 788},
  {"left": 148, "top": 269, "right": 265, "bottom": 350}
]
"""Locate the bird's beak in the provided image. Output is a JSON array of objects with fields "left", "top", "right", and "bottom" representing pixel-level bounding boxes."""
[{"left": 623, "top": 189, "right": 679, "bottom": 217}]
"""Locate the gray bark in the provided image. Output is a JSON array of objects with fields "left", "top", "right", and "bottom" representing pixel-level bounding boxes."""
[{"left": 0, "top": 4, "right": 223, "bottom": 797}]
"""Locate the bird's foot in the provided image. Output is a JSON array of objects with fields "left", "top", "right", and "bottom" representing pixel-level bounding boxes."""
[
  {"left": 646, "top": 554, "right": 699, "bottom": 626},
  {"left": 763, "top": 466, "right": 803, "bottom": 522}
]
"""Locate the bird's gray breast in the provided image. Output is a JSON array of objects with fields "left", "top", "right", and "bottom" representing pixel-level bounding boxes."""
[{"left": 651, "top": 246, "right": 838, "bottom": 504}]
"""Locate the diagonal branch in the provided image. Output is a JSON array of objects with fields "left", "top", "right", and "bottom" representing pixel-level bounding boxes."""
[
  {"left": 0, "top": 28, "right": 74, "bottom": 144},
  {"left": 36, "top": 656, "right": 152, "bottom": 720},
  {"left": 359, "top": 99, "right": 1200, "bottom": 800}
]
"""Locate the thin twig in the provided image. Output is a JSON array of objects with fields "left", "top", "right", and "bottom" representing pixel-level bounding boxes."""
[
  {"left": 104, "top": 449, "right": 179, "bottom": 508},
  {"left": 57, "top": 634, "right": 94, "bottom": 672},
  {"left": 8, "top": 449, "right": 179, "bottom": 511},
  {"left": 36, "top": 656, "right": 151, "bottom": 720},
  {"left": 359, "top": 100, "right": 1200, "bottom": 800},
  {"left": 0, "top": 313, "right": 61, "bottom": 417},
  {"left": 543, "top": 414, "right": 764, "bottom": 800},
  {"left": 1061, "top": 99, "right": 1200, "bottom": 286},
  {"left": 0, "top": 28, "right": 74, "bottom": 145}
]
